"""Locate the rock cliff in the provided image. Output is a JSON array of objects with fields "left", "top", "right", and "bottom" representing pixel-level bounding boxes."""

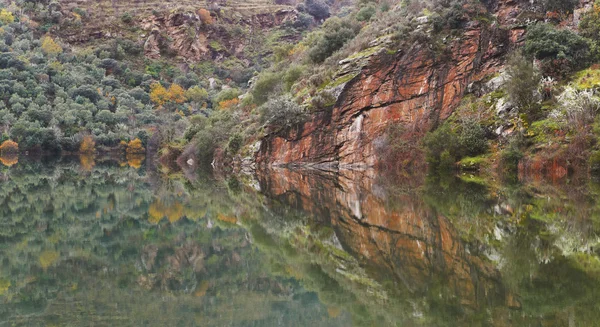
[{"left": 254, "top": 0, "right": 541, "bottom": 168}]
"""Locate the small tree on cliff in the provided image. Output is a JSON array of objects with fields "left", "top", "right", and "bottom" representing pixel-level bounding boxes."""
[{"left": 505, "top": 52, "right": 541, "bottom": 120}]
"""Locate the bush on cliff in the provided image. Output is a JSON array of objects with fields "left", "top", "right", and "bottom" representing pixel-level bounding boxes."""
[
  {"left": 505, "top": 52, "right": 542, "bottom": 119},
  {"left": 260, "top": 95, "right": 307, "bottom": 130},
  {"left": 309, "top": 17, "right": 361, "bottom": 63},
  {"left": 524, "top": 23, "right": 591, "bottom": 77},
  {"left": 424, "top": 119, "right": 488, "bottom": 170}
]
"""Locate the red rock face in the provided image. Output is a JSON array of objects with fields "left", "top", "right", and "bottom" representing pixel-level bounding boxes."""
[{"left": 256, "top": 2, "right": 523, "bottom": 168}]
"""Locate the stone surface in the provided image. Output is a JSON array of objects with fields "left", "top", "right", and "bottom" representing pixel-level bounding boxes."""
[{"left": 255, "top": 0, "right": 556, "bottom": 169}]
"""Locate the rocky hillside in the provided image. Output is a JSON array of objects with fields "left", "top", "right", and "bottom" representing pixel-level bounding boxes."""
[
  {"left": 51, "top": 0, "right": 301, "bottom": 62},
  {"left": 255, "top": 0, "right": 592, "bottom": 169}
]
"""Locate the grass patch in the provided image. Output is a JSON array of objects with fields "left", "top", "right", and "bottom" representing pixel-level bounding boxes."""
[
  {"left": 573, "top": 68, "right": 600, "bottom": 90},
  {"left": 458, "top": 155, "right": 490, "bottom": 171}
]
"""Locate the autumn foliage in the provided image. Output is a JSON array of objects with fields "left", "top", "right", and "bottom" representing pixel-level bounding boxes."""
[
  {"left": 218, "top": 98, "right": 239, "bottom": 110},
  {"left": 79, "top": 136, "right": 96, "bottom": 154},
  {"left": 0, "top": 155, "right": 18, "bottom": 167},
  {"left": 0, "top": 9, "right": 15, "bottom": 25},
  {"left": 150, "top": 83, "right": 188, "bottom": 107},
  {"left": 198, "top": 9, "right": 213, "bottom": 24},
  {"left": 0, "top": 140, "right": 19, "bottom": 155},
  {"left": 126, "top": 138, "right": 145, "bottom": 154},
  {"left": 168, "top": 84, "right": 187, "bottom": 104},
  {"left": 41, "top": 36, "right": 62, "bottom": 56}
]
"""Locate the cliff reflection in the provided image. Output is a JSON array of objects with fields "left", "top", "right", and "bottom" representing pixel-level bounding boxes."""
[{"left": 254, "top": 168, "right": 600, "bottom": 326}]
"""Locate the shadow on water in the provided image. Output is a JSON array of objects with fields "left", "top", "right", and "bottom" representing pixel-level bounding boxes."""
[{"left": 0, "top": 157, "right": 600, "bottom": 326}]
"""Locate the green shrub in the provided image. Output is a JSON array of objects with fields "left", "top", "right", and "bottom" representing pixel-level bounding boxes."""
[
  {"left": 505, "top": 52, "right": 541, "bottom": 119},
  {"left": 524, "top": 23, "right": 591, "bottom": 77},
  {"left": 308, "top": 17, "right": 360, "bottom": 63},
  {"left": 284, "top": 65, "right": 304, "bottom": 91},
  {"left": 121, "top": 12, "right": 133, "bottom": 24},
  {"left": 252, "top": 72, "right": 283, "bottom": 105},
  {"left": 213, "top": 88, "right": 241, "bottom": 105},
  {"left": 423, "top": 123, "right": 459, "bottom": 167},
  {"left": 260, "top": 95, "right": 307, "bottom": 129},
  {"left": 459, "top": 120, "right": 488, "bottom": 157},
  {"left": 501, "top": 142, "right": 524, "bottom": 174},
  {"left": 227, "top": 133, "right": 243, "bottom": 154},
  {"left": 356, "top": 5, "right": 376, "bottom": 22}
]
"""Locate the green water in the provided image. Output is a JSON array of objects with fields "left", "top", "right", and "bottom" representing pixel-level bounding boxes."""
[{"left": 1, "top": 158, "right": 600, "bottom": 326}]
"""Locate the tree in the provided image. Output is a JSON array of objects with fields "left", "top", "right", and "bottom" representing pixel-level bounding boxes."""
[
  {"left": 0, "top": 9, "right": 14, "bottom": 25},
  {"left": 260, "top": 95, "right": 307, "bottom": 129},
  {"left": 505, "top": 52, "right": 541, "bottom": 119},
  {"left": 524, "top": 23, "right": 590, "bottom": 77},
  {"left": 309, "top": 17, "right": 360, "bottom": 63},
  {"left": 168, "top": 84, "right": 187, "bottom": 104},
  {"left": 126, "top": 138, "right": 145, "bottom": 154},
  {"left": 305, "top": 0, "right": 330, "bottom": 21},
  {"left": 185, "top": 86, "right": 209, "bottom": 103},
  {"left": 79, "top": 135, "right": 96, "bottom": 154},
  {"left": 41, "top": 36, "right": 63, "bottom": 56},
  {"left": 198, "top": 8, "right": 213, "bottom": 24},
  {"left": 0, "top": 140, "right": 18, "bottom": 154},
  {"left": 150, "top": 83, "right": 169, "bottom": 106}
]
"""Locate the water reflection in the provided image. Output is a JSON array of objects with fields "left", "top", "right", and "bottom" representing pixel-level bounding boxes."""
[{"left": 0, "top": 158, "right": 599, "bottom": 326}]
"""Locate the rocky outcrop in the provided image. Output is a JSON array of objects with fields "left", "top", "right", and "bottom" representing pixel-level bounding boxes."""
[
  {"left": 55, "top": 0, "right": 298, "bottom": 62},
  {"left": 255, "top": 1, "right": 531, "bottom": 169},
  {"left": 141, "top": 9, "right": 298, "bottom": 61}
]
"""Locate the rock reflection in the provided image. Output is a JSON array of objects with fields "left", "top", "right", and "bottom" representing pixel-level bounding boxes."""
[{"left": 255, "top": 168, "right": 600, "bottom": 326}]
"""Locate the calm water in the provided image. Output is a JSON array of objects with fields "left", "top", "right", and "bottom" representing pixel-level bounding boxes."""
[{"left": 1, "top": 157, "right": 600, "bottom": 326}]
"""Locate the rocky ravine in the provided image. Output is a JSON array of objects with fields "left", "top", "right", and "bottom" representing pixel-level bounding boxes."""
[{"left": 254, "top": 0, "right": 543, "bottom": 169}]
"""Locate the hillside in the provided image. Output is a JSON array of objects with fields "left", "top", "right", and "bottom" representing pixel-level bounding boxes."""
[{"left": 5, "top": 0, "right": 600, "bottom": 181}]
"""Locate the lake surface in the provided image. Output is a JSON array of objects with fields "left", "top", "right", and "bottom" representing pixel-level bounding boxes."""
[{"left": 1, "top": 157, "right": 600, "bottom": 326}]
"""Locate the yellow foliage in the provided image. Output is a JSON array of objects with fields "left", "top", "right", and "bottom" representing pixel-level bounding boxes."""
[
  {"left": 150, "top": 83, "right": 187, "bottom": 107},
  {"left": 79, "top": 154, "right": 95, "bottom": 171},
  {"left": 0, "top": 278, "right": 10, "bottom": 296},
  {"left": 150, "top": 83, "right": 169, "bottom": 106},
  {"left": 0, "top": 155, "right": 18, "bottom": 167},
  {"left": 79, "top": 135, "right": 96, "bottom": 154},
  {"left": 148, "top": 200, "right": 185, "bottom": 224},
  {"left": 218, "top": 98, "right": 239, "bottom": 110},
  {"left": 41, "top": 36, "right": 63, "bottom": 56},
  {"left": 126, "top": 138, "right": 145, "bottom": 154},
  {"left": 0, "top": 9, "right": 14, "bottom": 25},
  {"left": 39, "top": 250, "right": 60, "bottom": 269},
  {"left": 0, "top": 140, "right": 18, "bottom": 155},
  {"left": 217, "top": 213, "right": 237, "bottom": 225},
  {"left": 126, "top": 153, "right": 144, "bottom": 169},
  {"left": 194, "top": 280, "right": 210, "bottom": 297},
  {"left": 168, "top": 84, "right": 187, "bottom": 104}
]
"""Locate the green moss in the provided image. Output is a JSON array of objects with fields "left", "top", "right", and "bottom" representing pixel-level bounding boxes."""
[
  {"left": 209, "top": 40, "right": 225, "bottom": 52},
  {"left": 346, "top": 45, "right": 382, "bottom": 61},
  {"left": 458, "top": 155, "right": 490, "bottom": 171},
  {"left": 528, "top": 119, "right": 563, "bottom": 144},
  {"left": 573, "top": 68, "right": 600, "bottom": 90},
  {"left": 325, "top": 72, "right": 358, "bottom": 89}
]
